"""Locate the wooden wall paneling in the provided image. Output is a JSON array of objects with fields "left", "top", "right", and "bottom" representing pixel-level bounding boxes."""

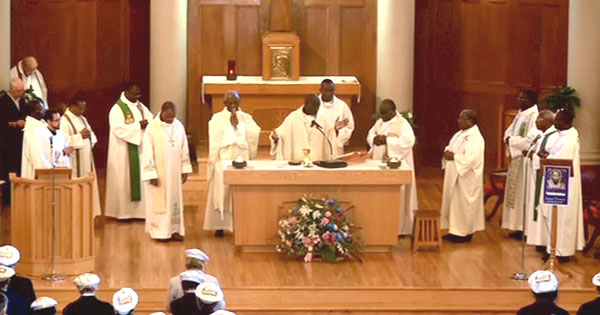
[{"left": 538, "top": 1, "right": 568, "bottom": 94}]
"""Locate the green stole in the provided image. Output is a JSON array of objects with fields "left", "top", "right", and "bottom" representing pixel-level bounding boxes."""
[
  {"left": 116, "top": 99, "right": 142, "bottom": 201},
  {"left": 533, "top": 130, "right": 559, "bottom": 220}
]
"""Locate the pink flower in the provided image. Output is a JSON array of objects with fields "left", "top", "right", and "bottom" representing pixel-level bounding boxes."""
[
  {"left": 304, "top": 238, "right": 313, "bottom": 246},
  {"left": 321, "top": 217, "right": 330, "bottom": 225},
  {"left": 312, "top": 236, "right": 321, "bottom": 245},
  {"left": 285, "top": 240, "right": 292, "bottom": 247},
  {"left": 304, "top": 252, "right": 313, "bottom": 263},
  {"left": 289, "top": 216, "right": 297, "bottom": 223},
  {"left": 325, "top": 211, "right": 332, "bottom": 218}
]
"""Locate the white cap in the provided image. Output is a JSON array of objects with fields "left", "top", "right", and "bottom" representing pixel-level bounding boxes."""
[
  {"left": 113, "top": 288, "right": 139, "bottom": 314},
  {"left": 0, "top": 245, "right": 21, "bottom": 266},
  {"left": 73, "top": 273, "right": 101, "bottom": 288},
  {"left": 0, "top": 266, "right": 15, "bottom": 281},
  {"left": 180, "top": 270, "right": 205, "bottom": 284},
  {"left": 30, "top": 297, "right": 58, "bottom": 311},
  {"left": 150, "top": 313, "right": 166, "bottom": 315},
  {"left": 211, "top": 311, "right": 236, "bottom": 315},
  {"left": 592, "top": 272, "right": 600, "bottom": 286},
  {"left": 185, "top": 249, "right": 209, "bottom": 262},
  {"left": 195, "top": 282, "right": 224, "bottom": 304},
  {"left": 528, "top": 270, "right": 558, "bottom": 294}
]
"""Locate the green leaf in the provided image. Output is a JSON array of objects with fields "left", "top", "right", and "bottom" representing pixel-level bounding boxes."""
[{"left": 321, "top": 245, "right": 337, "bottom": 263}]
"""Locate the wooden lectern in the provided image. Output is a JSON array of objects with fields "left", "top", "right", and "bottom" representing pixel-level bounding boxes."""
[{"left": 10, "top": 170, "right": 95, "bottom": 276}]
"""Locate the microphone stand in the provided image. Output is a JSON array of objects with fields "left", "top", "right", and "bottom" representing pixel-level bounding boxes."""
[
  {"left": 43, "top": 139, "right": 65, "bottom": 281},
  {"left": 312, "top": 123, "right": 334, "bottom": 159},
  {"left": 311, "top": 123, "right": 347, "bottom": 168}
]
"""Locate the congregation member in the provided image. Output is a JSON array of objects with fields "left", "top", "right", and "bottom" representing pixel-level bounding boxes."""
[
  {"left": 523, "top": 110, "right": 560, "bottom": 252},
  {"left": 502, "top": 90, "right": 540, "bottom": 238},
  {"left": 0, "top": 245, "right": 36, "bottom": 305},
  {"left": 577, "top": 272, "right": 600, "bottom": 314},
  {"left": 63, "top": 273, "right": 114, "bottom": 315},
  {"left": 10, "top": 56, "right": 48, "bottom": 108},
  {"left": 317, "top": 79, "right": 354, "bottom": 153},
  {"left": 517, "top": 270, "right": 567, "bottom": 315},
  {"left": 204, "top": 90, "right": 260, "bottom": 236},
  {"left": 167, "top": 249, "right": 221, "bottom": 311},
  {"left": 169, "top": 270, "right": 206, "bottom": 315},
  {"left": 0, "top": 266, "right": 29, "bottom": 315},
  {"left": 366, "top": 99, "right": 418, "bottom": 235},
  {"left": 60, "top": 96, "right": 101, "bottom": 216},
  {"left": 21, "top": 105, "right": 73, "bottom": 179},
  {"left": 0, "top": 292, "right": 6, "bottom": 315},
  {"left": 270, "top": 93, "right": 338, "bottom": 161},
  {"left": 195, "top": 282, "right": 225, "bottom": 314},
  {"left": 440, "top": 110, "right": 485, "bottom": 242},
  {"left": 141, "top": 102, "right": 192, "bottom": 240},
  {"left": 0, "top": 78, "right": 26, "bottom": 206},
  {"left": 113, "top": 288, "right": 139, "bottom": 315},
  {"left": 105, "top": 83, "right": 153, "bottom": 219},
  {"left": 30, "top": 297, "right": 58, "bottom": 315},
  {"left": 538, "top": 109, "right": 584, "bottom": 261}
]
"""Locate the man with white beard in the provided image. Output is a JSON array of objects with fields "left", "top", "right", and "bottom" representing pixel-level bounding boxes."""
[{"left": 366, "top": 99, "right": 417, "bottom": 235}]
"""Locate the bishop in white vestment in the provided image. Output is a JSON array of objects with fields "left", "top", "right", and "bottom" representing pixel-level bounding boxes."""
[
  {"left": 60, "top": 98, "right": 101, "bottom": 216},
  {"left": 502, "top": 90, "right": 540, "bottom": 234},
  {"left": 367, "top": 99, "right": 418, "bottom": 235},
  {"left": 141, "top": 102, "right": 193, "bottom": 240},
  {"left": 10, "top": 57, "right": 48, "bottom": 108},
  {"left": 105, "top": 84, "right": 153, "bottom": 219},
  {"left": 441, "top": 110, "right": 485, "bottom": 242},
  {"left": 539, "top": 110, "right": 584, "bottom": 258},
  {"left": 524, "top": 110, "right": 559, "bottom": 247},
  {"left": 271, "top": 94, "right": 338, "bottom": 161},
  {"left": 318, "top": 79, "right": 354, "bottom": 153},
  {"left": 21, "top": 107, "right": 72, "bottom": 179},
  {"left": 204, "top": 91, "right": 260, "bottom": 233}
]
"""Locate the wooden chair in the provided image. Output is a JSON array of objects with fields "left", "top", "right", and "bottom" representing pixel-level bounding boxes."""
[
  {"left": 411, "top": 210, "right": 442, "bottom": 251},
  {"left": 484, "top": 170, "right": 507, "bottom": 221},
  {"left": 581, "top": 165, "right": 600, "bottom": 254}
]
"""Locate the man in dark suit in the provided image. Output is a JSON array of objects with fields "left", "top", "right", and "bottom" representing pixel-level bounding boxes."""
[
  {"left": 0, "top": 265, "right": 30, "bottom": 315},
  {"left": 517, "top": 270, "right": 568, "bottom": 315},
  {"left": 30, "top": 296, "right": 58, "bottom": 314},
  {"left": 0, "top": 78, "right": 26, "bottom": 206},
  {"left": 0, "top": 245, "right": 36, "bottom": 305},
  {"left": 63, "top": 273, "right": 114, "bottom": 315},
  {"left": 577, "top": 272, "right": 600, "bottom": 315},
  {"left": 170, "top": 270, "right": 205, "bottom": 315}
]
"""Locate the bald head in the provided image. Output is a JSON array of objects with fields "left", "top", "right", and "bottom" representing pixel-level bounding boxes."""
[
  {"left": 224, "top": 90, "right": 241, "bottom": 112},
  {"left": 458, "top": 109, "right": 477, "bottom": 130},
  {"left": 379, "top": 99, "right": 397, "bottom": 122},
  {"left": 535, "top": 110, "right": 555, "bottom": 132},
  {"left": 8, "top": 78, "right": 25, "bottom": 99},
  {"left": 160, "top": 102, "right": 177, "bottom": 124},
  {"left": 22, "top": 57, "right": 38, "bottom": 76},
  {"left": 302, "top": 94, "right": 320, "bottom": 116}
]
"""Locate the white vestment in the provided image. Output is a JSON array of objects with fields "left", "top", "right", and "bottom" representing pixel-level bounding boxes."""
[
  {"left": 204, "top": 109, "right": 260, "bottom": 231},
  {"left": 60, "top": 108, "right": 101, "bottom": 216},
  {"left": 270, "top": 107, "right": 338, "bottom": 161},
  {"left": 441, "top": 125, "right": 485, "bottom": 236},
  {"left": 502, "top": 105, "right": 539, "bottom": 231},
  {"left": 105, "top": 92, "right": 153, "bottom": 219},
  {"left": 21, "top": 116, "right": 71, "bottom": 179},
  {"left": 141, "top": 116, "right": 193, "bottom": 239},
  {"left": 524, "top": 126, "right": 560, "bottom": 246},
  {"left": 10, "top": 61, "right": 48, "bottom": 108},
  {"left": 540, "top": 127, "right": 585, "bottom": 256},
  {"left": 317, "top": 95, "right": 354, "bottom": 153},
  {"left": 367, "top": 114, "right": 418, "bottom": 235}
]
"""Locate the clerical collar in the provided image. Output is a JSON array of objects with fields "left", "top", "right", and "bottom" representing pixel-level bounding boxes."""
[{"left": 47, "top": 127, "right": 57, "bottom": 136}]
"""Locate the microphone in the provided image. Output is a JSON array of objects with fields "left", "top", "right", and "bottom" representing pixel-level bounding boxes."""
[{"left": 310, "top": 120, "right": 322, "bottom": 130}]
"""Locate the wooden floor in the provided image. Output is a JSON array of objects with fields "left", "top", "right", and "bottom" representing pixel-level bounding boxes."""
[{"left": 24, "top": 149, "right": 600, "bottom": 314}]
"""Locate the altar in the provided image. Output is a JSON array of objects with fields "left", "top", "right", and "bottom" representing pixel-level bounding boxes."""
[
  {"left": 202, "top": 75, "right": 361, "bottom": 145},
  {"left": 223, "top": 160, "right": 412, "bottom": 252}
]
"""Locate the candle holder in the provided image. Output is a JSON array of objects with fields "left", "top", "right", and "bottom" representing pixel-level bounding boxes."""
[{"left": 226, "top": 60, "right": 237, "bottom": 80}]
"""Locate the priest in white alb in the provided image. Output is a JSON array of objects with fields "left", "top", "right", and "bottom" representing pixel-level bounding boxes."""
[
  {"left": 10, "top": 57, "right": 48, "bottom": 108},
  {"left": 271, "top": 94, "right": 338, "bottom": 161},
  {"left": 21, "top": 106, "right": 73, "bottom": 179},
  {"left": 538, "top": 109, "right": 584, "bottom": 260},
  {"left": 441, "top": 109, "right": 485, "bottom": 243},
  {"left": 60, "top": 97, "right": 101, "bottom": 216},
  {"left": 367, "top": 99, "right": 418, "bottom": 235},
  {"left": 141, "top": 102, "right": 192, "bottom": 240},
  {"left": 524, "top": 110, "right": 559, "bottom": 249},
  {"left": 318, "top": 79, "right": 354, "bottom": 153},
  {"left": 502, "top": 90, "right": 540, "bottom": 237},
  {"left": 105, "top": 83, "right": 153, "bottom": 219},
  {"left": 204, "top": 91, "right": 260, "bottom": 236}
]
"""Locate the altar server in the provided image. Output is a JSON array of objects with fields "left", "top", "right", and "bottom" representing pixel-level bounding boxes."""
[{"left": 318, "top": 79, "right": 354, "bottom": 153}]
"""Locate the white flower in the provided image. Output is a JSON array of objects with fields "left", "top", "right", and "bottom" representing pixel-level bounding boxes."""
[
  {"left": 299, "top": 205, "right": 311, "bottom": 217},
  {"left": 312, "top": 211, "right": 322, "bottom": 219},
  {"left": 407, "top": 112, "right": 413, "bottom": 119},
  {"left": 315, "top": 203, "right": 324, "bottom": 209}
]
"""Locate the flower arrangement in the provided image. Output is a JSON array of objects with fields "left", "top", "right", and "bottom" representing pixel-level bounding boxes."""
[
  {"left": 276, "top": 196, "right": 363, "bottom": 263},
  {"left": 540, "top": 86, "right": 581, "bottom": 112},
  {"left": 23, "top": 87, "right": 43, "bottom": 104}
]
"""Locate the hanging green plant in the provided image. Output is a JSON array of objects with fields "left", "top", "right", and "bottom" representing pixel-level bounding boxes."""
[{"left": 540, "top": 86, "right": 581, "bottom": 112}]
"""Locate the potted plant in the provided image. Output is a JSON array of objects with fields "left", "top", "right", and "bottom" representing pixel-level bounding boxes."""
[{"left": 540, "top": 86, "right": 581, "bottom": 112}]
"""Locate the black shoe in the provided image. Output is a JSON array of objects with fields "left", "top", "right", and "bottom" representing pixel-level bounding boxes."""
[
  {"left": 535, "top": 246, "right": 547, "bottom": 253},
  {"left": 557, "top": 256, "right": 570, "bottom": 263},
  {"left": 453, "top": 234, "right": 473, "bottom": 243},
  {"left": 171, "top": 234, "right": 184, "bottom": 241},
  {"left": 541, "top": 252, "right": 550, "bottom": 262},
  {"left": 214, "top": 230, "right": 224, "bottom": 237},
  {"left": 508, "top": 231, "right": 523, "bottom": 240},
  {"left": 442, "top": 234, "right": 456, "bottom": 241}
]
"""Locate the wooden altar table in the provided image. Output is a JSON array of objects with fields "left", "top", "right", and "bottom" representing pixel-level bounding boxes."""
[{"left": 223, "top": 160, "right": 412, "bottom": 252}]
